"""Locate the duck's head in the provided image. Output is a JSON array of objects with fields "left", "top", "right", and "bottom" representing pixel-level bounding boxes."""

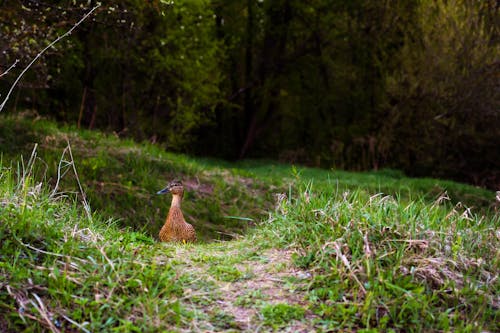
[{"left": 157, "top": 180, "right": 184, "bottom": 196}]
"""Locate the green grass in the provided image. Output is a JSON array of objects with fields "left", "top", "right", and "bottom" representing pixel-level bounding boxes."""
[
  {"left": 0, "top": 115, "right": 274, "bottom": 242},
  {"left": 231, "top": 160, "right": 495, "bottom": 213},
  {"left": 0, "top": 164, "right": 184, "bottom": 331},
  {"left": 257, "top": 182, "right": 499, "bottom": 331},
  {"left": 0, "top": 114, "right": 499, "bottom": 332},
  {"left": 260, "top": 303, "right": 306, "bottom": 328}
]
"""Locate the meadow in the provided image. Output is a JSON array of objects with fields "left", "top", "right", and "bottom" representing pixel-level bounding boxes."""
[{"left": 0, "top": 115, "right": 498, "bottom": 332}]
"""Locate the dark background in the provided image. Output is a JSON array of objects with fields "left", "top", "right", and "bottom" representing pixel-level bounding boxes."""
[{"left": 1, "top": 0, "right": 499, "bottom": 189}]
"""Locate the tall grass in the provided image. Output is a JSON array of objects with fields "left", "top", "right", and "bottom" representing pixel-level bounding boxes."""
[
  {"left": 0, "top": 161, "right": 192, "bottom": 332},
  {"left": 258, "top": 180, "right": 499, "bottom": 331}
]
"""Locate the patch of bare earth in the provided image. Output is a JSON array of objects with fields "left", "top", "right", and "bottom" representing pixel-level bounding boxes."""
[
  {"left": 173, "top": 247, "right": 316, "bottom": 332},
  {"left": 220, "top": 249, "right": 316, "bottom": 332}
]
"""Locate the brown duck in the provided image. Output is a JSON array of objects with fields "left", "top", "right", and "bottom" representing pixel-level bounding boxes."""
[{"left": 157, "top": 181, "right": 196, "bottom": 243}]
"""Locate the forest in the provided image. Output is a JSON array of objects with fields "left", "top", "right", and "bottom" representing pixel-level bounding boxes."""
[{"left": 1, "top": 0, "right": 499, "bottom": 189}]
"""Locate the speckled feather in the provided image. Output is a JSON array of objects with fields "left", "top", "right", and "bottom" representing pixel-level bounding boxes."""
[{"left": 159, "top": 199, "right": 196, "bottom": 243}]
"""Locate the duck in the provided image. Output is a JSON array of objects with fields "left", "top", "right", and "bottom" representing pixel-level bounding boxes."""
[{"left": 157, "top": 180, "right": 196, "bottom": 243}]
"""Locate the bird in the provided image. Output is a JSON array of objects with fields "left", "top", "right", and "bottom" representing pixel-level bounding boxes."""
[{"left": 157, "top": 180, "right": 197, "bottom": 243}]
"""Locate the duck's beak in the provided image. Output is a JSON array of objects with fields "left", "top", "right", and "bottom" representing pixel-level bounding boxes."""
[{"left": 157, "top": 187, "right": 170, "bottom": 195}]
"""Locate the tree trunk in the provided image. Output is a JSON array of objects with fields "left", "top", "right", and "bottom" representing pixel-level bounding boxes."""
[{"left": 239, "top": 0, "right": 291, "bottom": 158}]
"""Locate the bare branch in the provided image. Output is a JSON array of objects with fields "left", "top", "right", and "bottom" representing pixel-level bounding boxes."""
[
  {"left": 0, "top": 4, "right": 101, "bottom": 112},
  {"left": 0, "top": 59, "right": 20, "bottom": 78}
]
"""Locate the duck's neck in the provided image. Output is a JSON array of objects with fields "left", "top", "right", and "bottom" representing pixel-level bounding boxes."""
[{"left": 170, "top": 194, "right": 182, "bottom": 208}]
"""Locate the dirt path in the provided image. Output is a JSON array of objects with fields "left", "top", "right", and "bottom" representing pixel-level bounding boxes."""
[{"left": 166, "top": 244, "right": 317, "bottom": 332}]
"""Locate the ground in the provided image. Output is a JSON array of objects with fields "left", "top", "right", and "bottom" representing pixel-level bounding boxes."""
[{"left": 157, "top": 241, "right": 317, "bottom": 332}]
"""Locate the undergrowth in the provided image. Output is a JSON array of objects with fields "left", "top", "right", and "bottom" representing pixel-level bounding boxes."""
[{"left": 257, "top": 181, "right": 500, "bottom": 331}]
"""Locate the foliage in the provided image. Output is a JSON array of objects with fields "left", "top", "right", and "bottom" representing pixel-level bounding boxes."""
[
  {"left": 1, "top": 0, "right": 223, "bottom": 152},
  {"left": 1, "top": 0, "right": 498, "bottom": 188},
  {"left": 382, "top": 0, "right": 500, "bottom": 187},
  {"left": 0, "top": 1, "right": 65, "bottom": 89}
]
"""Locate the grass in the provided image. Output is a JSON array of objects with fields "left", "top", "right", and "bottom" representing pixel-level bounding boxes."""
[
  {"left": 230, "top": 160, "right": 495, "bottom": 213},
  {"left": 260, "top": 303, "right": 306, "bottom": 328},
  {"left": 0, "top": 165, "right": 182, "bottom": 331},
  {"left": 0, "top": 113, "right": 499, "bottom": 332},
  {"left": 258, "top": 182, "right": 499, "bottom": 331},
  {"left": 0, "top": 114, "right": 274, "bottom": 241}
]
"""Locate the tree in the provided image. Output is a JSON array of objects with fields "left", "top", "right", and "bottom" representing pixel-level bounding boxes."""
[
  {"left": 1, "top": 0, "right": 497, "bottom": 188},
  {"left": 382, "top": 0, "right": 499, "bottom": 187},
  {"left": 2, "top": 0, "right": 224, "bottom": 152}
]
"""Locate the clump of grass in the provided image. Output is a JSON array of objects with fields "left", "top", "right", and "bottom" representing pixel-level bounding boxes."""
[
  {"left": 258, "top": 181, "right": 499, "bottom": 331},
  {"left": 260, "top": 303, "right": 306, "bottom": 328},
  {"left": 0, "top": 163, "right": 194, "bottom": 332},
  {"left": 208, "top": 265, "right": 244, "bottom": 282}
]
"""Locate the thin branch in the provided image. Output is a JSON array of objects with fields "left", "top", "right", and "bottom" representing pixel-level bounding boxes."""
[
  {"left": 0, "top": 59, "right": 20, "bottom": 78},
  {"left": 0, "top": 4, "right": 101, "bottom": 112}
]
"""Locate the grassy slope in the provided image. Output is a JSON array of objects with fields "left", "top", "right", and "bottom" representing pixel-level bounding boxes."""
[
  {"left": 0, "top": 115, "right": 499, "bottom": 332},
  {"left": 0, "top": 115, "right": 275, "bottom": 241}
]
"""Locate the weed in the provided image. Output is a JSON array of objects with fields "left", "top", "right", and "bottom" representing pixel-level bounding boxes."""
[
  {"left": 234, "top": 290, "right": 266, "bottom": 307},
  {"left": 208, "top": 265, "right": 243, "bottom": 282},
  {"left": 260, "top": 303, "right": 306, "bottom": 327}
]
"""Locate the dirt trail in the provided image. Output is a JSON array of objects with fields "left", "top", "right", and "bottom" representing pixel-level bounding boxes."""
[{"left": 168, "top": 246, "right": 317, "bottom": 332}]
